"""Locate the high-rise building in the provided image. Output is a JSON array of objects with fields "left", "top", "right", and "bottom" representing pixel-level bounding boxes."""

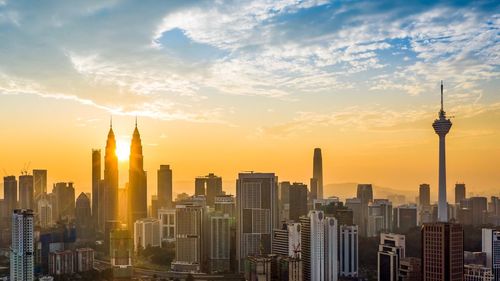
[
  {"left": 312, "top": 148, "right": 323, "bottom": 200},
  {"left": 110, "top": 228, "right": 133, "bottom": 279},
  {"left": 208, "top": 212, "right": 233, "bottom": 273},
  {"left": 214, "top": 195, "right": 235, "bottom": 217},
  {"left": 10, "top": 209, "right": 34, "bottom": 281},
  {"left": 128, "top": 121, "right": 147, "bottom": 231},
  {"left": 422, "top": 222, "right": 463, "bottom": 281},
  {"left": 37, "top": 196, "right": 53, "bottom": 228},
  {"left": 91, "top": 149, "right": 101, "bottom": 231},
  {"left": 464, "top": 264, "right": 494, "bottom": 281},
  {"left": 356, "top": 184, "right": 373, "bottom": 237},
  {"left": 19, "top": 174, "right": 34, "bottom": 210},
  {"left": 75, "top": 248, "right": 94, "bottom": 273},
  {"left": 378, "top": 233, "right": 405, "bottom": 281},
  {"left": 455, "top": 183, "right": 466, "bottom": 204},
  {"left": 3, "top": 176, "right": 17, "bottom": 223},
  {"left": 399, "top": 257, "right": 421, "bottom": 281},
  {"left": 339, "top": 225, "right": 358, "bottom": 278},
  {"left": 393, "top": 204, "right": 417, "bottom": 232},
  {"left": 236, "top": 172, "right": 278, "bottom": 272},
  {"left": 432, "top": 82, "right": 452, "bottom": 222},
  {"left": 104, "top": 120, "right": 119, "bottom": 227},
  {"left": 310, "top": 178, "right": 319, "bottom": 203},
  {"left": 324, "top": 216, "right": 338, "bottom": 281},
  {"left": 419, "top": 184, "right": 431, "bottom": 207},
  {"left": 346, "top": 198, "right": 362, "bottom": 227},
  {"left": 195, "top": 173, "right": 223, "bottom": 207},
  {"left": 52, "top": 182, "right": 75, "bottom": 221},
  {"left": 158, "top": 208, "right": 176, "bottom": 243},
  {"left": 300, "top": 210, "right": 325, "bottom": 281},
  {"left": 172, "top": 204, "right": 205, "bottom": 272},
  {"left": 470, "top": 197, "right": 488, "bottom": 226},
  {"left": 289, "top": 183, "right": 308, "bottom": 222},
  {"left": 272, "top": 222, "right": 301, "bottom": 258},
  {"left": 48, "top": 250, "right": 74, "bottom": 276},
  {"left": 482, "top": 228, "right": 500, "bottom": 281},
  {"left": 134, "top": 218, "right": 161, "bottom": 251},
  {"left": 157, "top": 165, "right": 173, "bottom": 209},
  {"left": 245, "top": 255, "right": 273, "bottom": 281},
  {"left": 75, "top": 192, "right": 92, "bottom": 240},
  {"left": 33, "top": 169, "right": 47, "bottom": 200},
  {"left": 280, "top": 181, "right": 291, "bottom": 208},
  {"left": 369, "top": 199, "right": 393, "bottom": 233}
]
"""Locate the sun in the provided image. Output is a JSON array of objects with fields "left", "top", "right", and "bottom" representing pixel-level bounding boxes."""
[{"left": 116, "top": 139, "right": 130, "bottom": 161}]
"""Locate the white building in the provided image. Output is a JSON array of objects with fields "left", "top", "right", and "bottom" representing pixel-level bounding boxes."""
[
  {"left": 464, "top": 264, "right": 494, "bottom": 281},
  {"left": 158, "top": 208, "right": 176, "bottom": 242},
  {"left": 134, "top": 218, "right": 161, "bottom": 251},
  {"left": 208, "top": 212, "right": 232, "bottom": 273},
  {"left": 324, "top": 216, "right": 338, "bottom": 281},
  {"left": 340, "top": 225, "right": 358, "bottom": 278},
  {"left": 300, "top": 210, "right": 325, "bottom": 281},
  {"left": 378, "top": 233, "right": 406, "bottom": 281},
  {"left": 272, "top": 222, "right": 301, "bottom": 258},
  {"left": 482, "top": 228, "right": 500, "bottom": 281},
  {"left": 10, "top": 209, "right": 35, "bottom": 281}
]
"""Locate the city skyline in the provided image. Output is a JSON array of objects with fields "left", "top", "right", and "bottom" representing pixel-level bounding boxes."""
[{"left": 0, "top": 0, "right": 499, "bottom": 199}]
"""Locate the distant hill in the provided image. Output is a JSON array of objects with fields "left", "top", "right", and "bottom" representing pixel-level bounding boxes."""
[{"left": 323, "top": 182, "right": 418, "bottom": 203}]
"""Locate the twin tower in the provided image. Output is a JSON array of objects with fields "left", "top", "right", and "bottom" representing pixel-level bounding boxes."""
[{"left": 96, "top": 118, "right": 147, "bottom": 234}]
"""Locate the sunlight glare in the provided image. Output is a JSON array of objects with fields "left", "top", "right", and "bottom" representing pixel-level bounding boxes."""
[{"left": 116, "top": 139, "right": 130, "bottom": 161}]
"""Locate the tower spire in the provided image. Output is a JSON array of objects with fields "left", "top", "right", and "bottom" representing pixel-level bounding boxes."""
[
  {"left": 135, "top": 116, "right": 137, "bottom": 128},
  {"left": 440, "top": 80, "right": 444, "bottom": 112},
  {"left": 110, "top": 116, "right": 113, "bottom": 128}
]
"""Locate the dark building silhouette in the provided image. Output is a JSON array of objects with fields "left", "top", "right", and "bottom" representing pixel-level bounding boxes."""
[
  {"left": 91, "top": 149, "right": 102, "bottom": 231},
  {"left": 356, "top": 184, "right": 373, "bottom": 236},
  {"left": 393, "top": 205, "right": 417, "bottom": 232},
  {"left": 470, "top": 197, "right": 487, "bottom": 226},
  {"left": 312, "top": 148, "right": 323, "bottom": 200},
  {"left": 399, "top": 257, "right": 421, "bottom": 281},
  {"left": 280, "top": 181, "right": 290, "bottom": 208},
  {"left": 422, "top": 222, "right": 463, "bottom": 281},
  {"left": 288, "top": 183, "right": 308, "bottom": 222},
  {"left": 75, "top": 192, "right": 92, "bottom": 240},
  {"left": 419, "top": 184, "right": 430, "bottom": 207},
  {"left": 3, "top": 176, "right": 17, "bottom": 223},
  {"left": 19, "top": 174, "right": 34, "bottom": 210},
  {"left": 104, "top": 120, "right": 119, "bottom": 227},
  {"left": 195, "top": 173, "right": 222, "bottom": 207},
  {"left": 455, "top": 183, "right": 466, "bottom": 204},
  {"left": 33, "top": 169, "right": 47, "bottom": 200},
  {"left": 157, "top": 165, "right": 173, "bottom": 209},
  {"left": 52, "top": 182, "right": 75, "bottom": 221},
  {"left": 128, "top": 121, "right": 147, "bottom": 231}
]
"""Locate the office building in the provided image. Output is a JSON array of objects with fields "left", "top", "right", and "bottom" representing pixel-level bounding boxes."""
[
  {"left": 157, "top": 165, "right": 173, "bottom": 209},
  {"left": 236, "top": 172, "right": 278, "bottom": 272},
  {"left": 110, "top": 228, "right": 133, "bottom": 279},
  {"left": 482, "top": 228, "right": 500, "bottom": 281},
  {"left": 172, "top": 204, "right": 204, "bottom": 272},
  {"left": 393, "top": 205, "right": 417, "bottom": 232},
  {"left": 470, "top": 197, "right": 488, "bottom": 226},
  {"left": 464, "top": 251, "right": 487, "bottom": 266},
  {"left": 245, "top": 255, "right": 273, "bottom": 281},
  {"left": 339, "top": 225, "right": 358, "bottom": 278},
  {"left": 208, "top": 212, "right": 233, "bottom": 273},
  {"left": 318, "top": 201, "right": 354, "bottom": 227},
  {"left": 48, "top": 250, "right": 74, "bottom": 275},
  {"left": 195, "top": 173, "right": 223, "bottom": 207},
  {"left": 75, "top": 248, "right": 94, "bottom": 272},
  {"left": 399, "top": 257, "right": 421, "bottom": 281},
  {"left": 456, "top": 183, "right": 466, "bottom": 204},
  {"left": 104, "top": 120, "right": 119, "bottom": 227},
  {"left": 324, "top": 216, "right": 338, "bottom": 281},
  {"left": 432, "top": 82, "right": 452, "bottom": 222},
  {"left": 33, "top": 169, "right": 47, "bottom": 200},
  {"left": 37, "top": 196, "right": 53, "bottom": 228},
  {"left": 312, "top": 148, "right": 323, "bottom": 200},
  {"left": 75, "top": 192, "right": 92, "bottom": 240},
  {"left": 214, "top": 195, "right": 235, "bottom": 217},
  {"left": 464, "top": 264, "right": 494, "bottom": 281},
  {"left": 19, "top": 174, "right": 34, "bottom": 210},
  {"left": 10, "top": 209, "right": 34, "bottom": 281},
  {"left": 369, "top": 199, "right": 393, "bottom": 234},
  {"left": 378, "top": 233, "right": 405, "bottom": 281},
  {"left": 422, "top": 222, "right": 463, "bottom": 281},
  {"left": 128, "top": 121, "right": 148, "bottom": 232},
  {"left": 280, "top": 181, "right": 291, "bottom": 208},
  {"left": 134, "top": 218, "right": 161, "bottom": 251},
  {"left": 52, "top": 182, "right": 75, "bottom": 220},
  {"left": 419, "top": 184, "right": 431, "bottom": 207},
  {"left": 346, "top": 198, "right": 362, "bottom": 227},
  {"left": 356, "top": 184, "right": 373, "bottom": 237},
  {"left": 158, "top": 208, "right": 176, "bottom": 242},
  {"left": 91, "top": 149, "right": 102, "bottom": 231},
  {"left": 3, "top": 176, "right": 17, "bottom": 224},
  {"left": 272, "top": 222, "right": 301, "bottom": 258},
  {"left": 300, "top": 210, "right": 324, "bottom": 281},
  {"left": 289, "top": 183, "right": 308, "bottom": 222}
]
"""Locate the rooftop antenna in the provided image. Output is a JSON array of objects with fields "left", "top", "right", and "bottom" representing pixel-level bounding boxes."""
[
  {"left": 440, "top": 80, "right": 444, "bottom": 112},
  {"left": 110, "top": 116, "right": 113, "bottom": 128},
  {"left": 135, "top": 115, "right": 137, "bottom": 127}
]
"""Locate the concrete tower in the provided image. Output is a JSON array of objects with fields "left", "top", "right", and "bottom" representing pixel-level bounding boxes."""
[
  {"left": 313, "top": 148, "right": 323, "bottom": 200},
  {"left": 432, "top": 81, "right": 452, "bottom": 222},
  {"left": 128, "top": 118, "right": 147, "bottom": 231},
  {"left": 104, "top": 118, "right": 119, "bottom": 225}
]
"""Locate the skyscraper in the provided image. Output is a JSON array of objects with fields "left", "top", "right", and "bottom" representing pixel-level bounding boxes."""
[
  {"left": 195, "top": 173, "right": 223, "bottom": 207},
  {"left": 356, "top": 184, "right": 373, "bottom": 237},
  {"left": 33, "top": 169, "right": 47, "bottom": 200},
  {"left": 455, "top": 183, "right": 466, "bottom": 204},
  {"left": 289, "top": 182, "right": 308, "bottom": 222},
  {"left": 52, "top": 182, "right": 75, "bottom": 221},
  {"left": 300, "top": 210, "right": 325, "bottom": 281},
  {"left": 339, "top": 225, "right": 358, "bottom": 278},
  {"left": 208, "top": 212, "right": 233, "bottom": 273},
  {"left": 393, "top": 204, "right": 417, "bottom": 232},
  {"left": 236, "top": 172, "right": 278, "bottom": 272},
  {"left": 172, "top": 204, "right": 204, "bottom": 272},
  {"left": 3, "top": 176, "right": 17, "bottom": 223},
  {"left": 157, "top": 165, "right": 173, "bottom": 209},
  {"left": 422, "top": 222, "right": 463, "bottom": 281},
  {"left": 272, "top": 222, "right": 301, "bottom": 258},
  {"left": 324, "top": 216, "right": 338, "bottom": 281},
  {"left": 37, "top": 196, "right": 53, "bottom": 228},
  {"left": 128, "top": 121, "right": 147, "bottom": 231},
  {"left": 104, "top": 120, "right": 119, "bottom": 226},
  {"left": 91, "top": 149, "right": 101, "bottom": 230},
  {"left": 10, "top": 209, "right": 34, "bottom": 281},
  {"left": 419, "top": 184, "right": 430, "bottom": 207},
  {"left": 312, "top": 148, "right": 323, "bottom": 200},
  {"left": 482, "top": 228, "right": 500, "bottom": 281},
  {"left": 378, "top": 233, "right": 406, "bottom": 281},
  {"left": 75, "top": 193, "right": 92, "bottom": 240},
  {"left": 134, "top": 218, "right": 160, "bottom": 251},
  {"left": 432, "top": 81, "right": 452, "bottom": 222},
  {"left": 19, "top": 174, "right": 34, "bottom": 210}
]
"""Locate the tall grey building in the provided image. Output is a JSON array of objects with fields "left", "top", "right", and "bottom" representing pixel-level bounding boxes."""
[
  {"left": 33, "top": 169, "right": 47, "bottom": 200},
  {"left": 128, "top": 122, "right": 147, "bottom": 232},
  {"left": 19, "top": 174, "right": 34, "bottom": 210},
  {"left": 419, "top": 184, "right": 430, "bottom": 207},
  {"left": 157, "top": 165, "right": 173, "bottom": 209},
  {"left": 172, "top": 204, "right": 205, "bottom": 273},
  {"left": 3, "top": 176, "right": 17, "bottom": 223},
  {"left": 356, "top": 184, "right": 373, "bottom": 236},
  {"left": 76, "top": 193, "right": 92, "bottom": 240},
  {"left": 91, "top": 149, "right": 101, "bottom": 231},
  {"left": 300, "top": 210, "right": 325, "bottom": 281},
  {"left": 312, "top": 148, "right": 323, "bottom": 200},
  {"left": 52, "top": 182, "right": 75, "bottom": 221},
  {"left": 195, "top": 173, "right": 222, "bottom": 207},
  {"left": 104, "top": 121, "right": 119, "bottom": 228},
  {"left": 340, "top": 225, "right": 358, "bottom": 278},
  {"left": 289, "top": 182, "right": 308, "bottom": 222},
  {"left": 482, "top": 228, "right": 500, "bottom": 281},
  {"left": 455, "top": 183, "right": 466, "bottom": 204},
  {"left": 208, "top": 212, "right": 232, "bottom": 273},
  {"left": 10, "top": 209, "right": 34, "bottom": 281},
  {"left": 236, "top": 172, "right": 278, "bottom": 272}
]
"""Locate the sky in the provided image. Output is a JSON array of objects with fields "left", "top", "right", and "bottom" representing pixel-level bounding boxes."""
[{"left": 0, "top": 0, "right": 499, "bottom": 202}]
